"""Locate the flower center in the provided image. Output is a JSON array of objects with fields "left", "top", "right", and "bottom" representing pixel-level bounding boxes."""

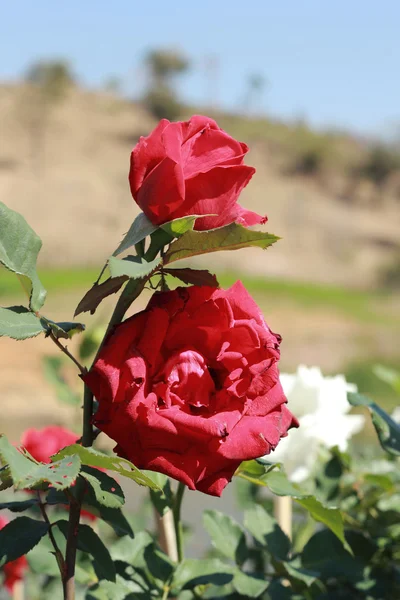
[{"left": 154, "top": 350, "right": 215, "bottom": 408}]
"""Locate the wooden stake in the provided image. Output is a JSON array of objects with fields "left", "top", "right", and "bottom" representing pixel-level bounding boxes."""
[
  {"left": 12, "top": 581, "right": 24, "bottom": 600},
  {"left": 154, "top": 508, "right": 178, "bottom": 562},
  {"left": 274, "top": 495, "right": 292, "bottom": 539}
]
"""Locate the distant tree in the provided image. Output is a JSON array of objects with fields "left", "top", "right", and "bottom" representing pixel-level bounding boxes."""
[
  {"left": 142, "top": 48, "right": 189, "bottom": 120},
  {"left": 144, "top": 85, "right": 183, "bottom": 121},
  {"left": 25, "top": 60, "right": 74, "bottom": 104},
  {"left": 145, "top": 49, "right": 189, "bottom": 83},
  {"left": 359, "top": 145, "right": 400, "bottom": 189}
]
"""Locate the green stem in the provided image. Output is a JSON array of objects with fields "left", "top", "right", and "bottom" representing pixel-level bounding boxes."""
[
  {"left": 37, "top": 492, "right": 65, "bottom": 577},
  {"left": 82, "top": 277, "right": 147, "bottom": 447},
  {"left": 102, "top": 278, "right": 147, "bottom": 345},
  {"left": 64, "top": 492, "right": 82, "bottom": 600},
  {"left": 48, "top": 332, "right": 87, "bottom": 376},
  {"left": 62, "top": 273, "right": 151, "bottom": 599},
  {"left": 173, "top": 482, "right": 186, "bottom": 563}
]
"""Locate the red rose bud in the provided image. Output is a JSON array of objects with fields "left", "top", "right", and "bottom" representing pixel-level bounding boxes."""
[
  {"left": 129, "top": 115, "right": 266, "bottom": 230},
  {"left": 85, "top": 282, "right": 298, "bottom": 496},
  {"left": 0, "top": 516, "right": 28, "bottom": 592}
]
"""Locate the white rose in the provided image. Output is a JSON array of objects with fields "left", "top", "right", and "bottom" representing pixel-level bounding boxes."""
[{"left": 268, "top": 366, "right": 365, "bottom": 482}]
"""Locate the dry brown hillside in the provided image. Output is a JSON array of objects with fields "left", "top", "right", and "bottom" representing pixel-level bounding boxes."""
[{"left": 1, "top": 83, "right": 399, "bottom": 287}]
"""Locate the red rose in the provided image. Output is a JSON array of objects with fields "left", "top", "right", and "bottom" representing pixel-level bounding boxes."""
[
  {"left": 129, "top": 115, "right": 266, "bottom": 231},
  {"left": 20, "top": 426, "right": 97, "bottom": 521},
  {"left": 0, "top": 516, "right": 28, "bottom": 592},
  {"left": 21, "top": 426, "right": 78, "bottom": 463},
  {"left": 85, "top": 282, "right": 298, "bottom": 496}
]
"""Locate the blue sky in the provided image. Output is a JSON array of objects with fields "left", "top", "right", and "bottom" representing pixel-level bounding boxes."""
[{"left": 1, "top": 1, "right": 399, "bottom": 136}]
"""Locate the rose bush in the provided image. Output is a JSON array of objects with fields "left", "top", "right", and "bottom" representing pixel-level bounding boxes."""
[
  {"left": 0, "top": 516, "right": 28, "bottom": 593},
  {"left": 85, "top": 281, "right": 298, "bottom": 496},
  {"left": 129, "top": 114, "right": 266, "bottom": 230}
]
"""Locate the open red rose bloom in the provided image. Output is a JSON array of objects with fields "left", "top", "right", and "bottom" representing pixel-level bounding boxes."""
[
  {"left": 20, "top": 426, "right": 99, "bottom": 521},
  {"left": 129, "top": 115, "right": 266, "bottom": 230},
  {"left": 21, "top": 425, "right": 78, "bottom": 463},
  {"left": 85, "top": 282, "right": 298, "bottom": 496}
]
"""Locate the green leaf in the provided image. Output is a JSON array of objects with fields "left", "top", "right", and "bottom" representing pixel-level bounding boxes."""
[
  {"left": 108, "top": 255, "right": 161, "bottom": 279},
  {"left": 237, "top": 459, "right": 269, "bottom": 477},
  {"left": 113, "top": 212, "right": 157, "bottom": 256},
  {"left": 0, "top": 434, "right": 38, "bottom": 483},
  {"left": 148, "top": 472, "right": 174, "bottom": 516},
  {"left": 110, "top": 531, "right": 153, "bottom": 564},
  {"left": 0, "top": 517, "right": 49, "bottom": 566},
  {"left": 53, "top": 444, "right": 160, "bottom": 490},
  {"left": 85, "top": 580, "right": 134, "bottom": 600},
  {"left": 0, "top": 309, "right": 85, "bottom": 342},
  {"left": 348, "top": 391, "right": 400, "bottom": 456},
  {"left": 82, "top": 500, "right": 133, "bottom": 538},
  {"left": 57, "top": 520, "right": 116, "bottom": 582},
  {"left": 232, "top": 569, "right": 269, "bottom": 598},
  {"left": 0, "top": 434, "right": 81, "bottom": 490},
  {"left": 0, "top": 305, "right": 45, "bottom": 340},
  {"left": 74, "top": 276, "right": 128, "bottom": 317},
  {"left": 282, "top": 558, "right": 319, "bottom": 587},
  {"left": 260, "top": 470, "right": 303, "bottom": 496},
  {"left": 0, "top": 201, "right": 47, "bottom": 311},
  {"left": 164, "top": 223, "right": 279, "bottom": 264},
  {"left": 146, "top": 227, "right": 174, "bottom": 261},
  {"left": 0, "top": 466, "right": 13, "bottom": 490},
  {"left": 363, "top": 473, "right": 394, "bottom": 491},
  {"left": 143, "top": 543, "right": 175, "bottom": 581},
  {"left": 172, "top": 558, "right": 234, "bottom": 591},
  {"left": 42, "top": 356, "right": 81, "bottom": 406},
  {"left": 44, "top": 319, "right": 86, "bottom": 340},
  {"left": 301, "top": 530, "right": 360, "bottom": 582},
  {"left": 315, "top": 453, "right": 343, "bottom": 502},
  {"left": 244, "top": 505, "right": 290, "bottom": 561},
  {"left": 295, "top": 496, "right": 351, "bottom": 554},
  {"left": 0, "top": 498, "right": 39, "bottom": 512},
  {"left": 80, "top": 465, "right": 125, "bottom": 509},
  {"left": 265, "top": 580, "right": 297, "bottom": 600},
  {"left": 203, "top": 510, "right": 248, "bottom": 565},
  {"left": 160, "top": 214, "right": 205, "bottom": 237},
  {"left": 238, "top": 468, "right": 350, "bottom": 552},
  {"left": 24, "top": 455, "right": 81, "bottom": 490},
  {"left": 46, "top": 487, "right": 69, "bottom": 505},
  {"left": 164, "top": 267, "right": 219, "bottom": 287}
]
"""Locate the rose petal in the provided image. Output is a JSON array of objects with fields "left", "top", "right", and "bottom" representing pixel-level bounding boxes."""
[
  {"left": 180, "top": 165, "right": 256, "bottom": 231},
  {"left": 182, "top": 127, "right": 247, "bottom": 178},
  {"left": 129, "top": 118, "right": 170, "bottom": 196}
]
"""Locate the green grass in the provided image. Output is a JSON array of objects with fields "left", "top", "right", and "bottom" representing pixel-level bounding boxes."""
[
  {"left": 218, "top": 273, "right": 399, "bottom": 326},
  {"left": 1, "top": 266, "right": 398, "bottom": 328},
  {"left": 0, "top": 267, "right": 100, "bottom": 298}
]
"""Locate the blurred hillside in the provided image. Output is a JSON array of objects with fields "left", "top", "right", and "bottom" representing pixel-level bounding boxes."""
[{"left": 1, "top": 81, "right": 400, "bottom": 287}]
